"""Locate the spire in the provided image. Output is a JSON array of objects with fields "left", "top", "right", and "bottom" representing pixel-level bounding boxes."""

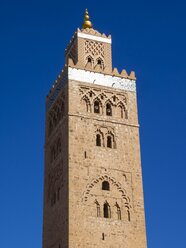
[{"left": 82, "top": 9, "right": 92, "bottom": 29}]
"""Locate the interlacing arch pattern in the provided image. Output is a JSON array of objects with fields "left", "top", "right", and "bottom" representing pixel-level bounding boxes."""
[
  {"left": 85, "top": 40, "right": 104, "bottom": 58},
  {"left": 85, "top": 40, "right": 105, "bottom": 69},
  {"left": 83, "top": 174, "right": 131, "bottom": 205},
  {"left": 80, "top": 87, "right": 128, "bottom": 119},
  {"left": 48, "top": 94, "right": 65, "bottom": 137}
]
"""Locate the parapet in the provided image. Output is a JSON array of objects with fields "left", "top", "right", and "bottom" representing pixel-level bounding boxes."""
[{"left": 68, "top": 57, "right": 136, "bottom": 80}]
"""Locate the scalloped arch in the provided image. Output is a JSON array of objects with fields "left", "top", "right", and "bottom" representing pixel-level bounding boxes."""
[{"left": 83, "top": 174, "right": 130, "bottom": 204}]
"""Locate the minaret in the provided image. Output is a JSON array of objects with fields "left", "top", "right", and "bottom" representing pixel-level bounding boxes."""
[{"left": 42, "top": 9, "right": 147, "bottom": 248}]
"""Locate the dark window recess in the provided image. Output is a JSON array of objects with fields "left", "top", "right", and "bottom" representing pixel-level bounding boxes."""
[
  {"left": 84, "top": 151, "right": 87, "bottom": 158},
  {"left": 107, "top": 136, "right": 112, "bottom": 148},
  {"left": 98, "top": 59, "right": 102, "bottom": 65},
  {"left": 103, "top": 202, "right": 111, "bottom": 218},
  {"left": 102, "top": 181, "right": 110, "bottom": 191},
  {"left": 106, "top": 103, "right": 112, "bottom": 116},
  {"left": 88, "top": 57, "right": 92, "bottom": 63},
  {"left": 94, "top": 101, "right": 100, "bottom": 113},
  {"left": 96, "top": 134, "right": 101, "bottom": 146}
]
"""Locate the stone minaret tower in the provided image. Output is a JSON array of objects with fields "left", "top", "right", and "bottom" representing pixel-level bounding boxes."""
[{"left": 42, "top": 9, "right": 147, "bottom": 248}]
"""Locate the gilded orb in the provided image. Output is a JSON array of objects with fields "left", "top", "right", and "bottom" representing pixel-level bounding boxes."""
[{"left": 82, "top": 9, "right": 92, "bottom": 29}]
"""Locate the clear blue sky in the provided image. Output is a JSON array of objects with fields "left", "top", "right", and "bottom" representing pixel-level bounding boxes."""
[{"left": 0, "top": 0, "right": 186, "bottom": 247}]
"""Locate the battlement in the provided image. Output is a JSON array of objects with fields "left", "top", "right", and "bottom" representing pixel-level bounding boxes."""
[
  {"left": 46, "top": 63, "right": 136, "bottom": 111},
  {"left": 68, "top": 57, "right": 136, "bottom": 80}
]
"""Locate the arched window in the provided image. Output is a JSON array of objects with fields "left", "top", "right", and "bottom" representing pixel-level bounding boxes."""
[
  {"left": 107, "top": 136, "right": 112, "bottom": 148},
  {"left": 96, "top": 134, "right": 101, "bottom": 146},
  {"left": 97, "top": 59, "right": 102, "bottom": 65},
  {"left": 88, "top": 57, "right": 92, "bottom": 63},
  {"left": 103, "top": 201, "right": 111, "bottom": 218},
  {"left": 86, "top": 56, "right": 94, "bottom": 67},
  {"left": 106, "top": 103, "right": 112, "bottom": 116},
  {"left": 96, "top": 57, "right": 104, "bottom": 69},
  {"left": 102, "top": 181, "right": 110, "bottom": 191},
  {"left": 94, "top": 101, "right": 100, "bottom": 113}
]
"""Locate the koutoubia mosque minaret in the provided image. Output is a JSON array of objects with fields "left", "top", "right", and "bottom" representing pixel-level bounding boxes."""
[{"left": 42, "top": 9, "right": 147, "bottom": 248}]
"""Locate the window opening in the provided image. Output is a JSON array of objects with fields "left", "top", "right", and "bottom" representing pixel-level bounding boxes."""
[
  {"left": 96, "top": 134, "right": 101, "bottom": 147},
  {"left": 107, "top": 136, "right": 112, "bottom": 148},
  {"left": 94, "top": 101, "right": 100, "bottom": 113},
  {"left": 98, "top": 59, "right": 102, "bottom": 65},
  {"left": 102, "top": 181, "right": 110, "bottom": 191},
  {"left": 103, "top": 201, "right": 111, "bottom": 218},
  {"left": 106, "top": 103, "right": 112, "bottom": 116}
]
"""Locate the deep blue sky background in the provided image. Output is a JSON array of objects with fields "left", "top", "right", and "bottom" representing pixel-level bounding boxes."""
[{"left": 0, "top": 0, "right": 186, "bottom": 247}]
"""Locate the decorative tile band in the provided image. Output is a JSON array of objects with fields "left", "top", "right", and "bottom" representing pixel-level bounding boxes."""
[
  {"left": 77, "top": 32, "right": 112, "bottom": 44},
  {"left": 68, "top": 67, "right": 136, "bottom": 92}
]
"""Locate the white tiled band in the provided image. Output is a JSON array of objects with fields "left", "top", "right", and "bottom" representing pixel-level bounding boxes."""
[
  {"left": 68, "top": 67, "right": 136, "bottom": 92},
  {"left": 77, "top": 32, "right": 112, "bottom": 44}
]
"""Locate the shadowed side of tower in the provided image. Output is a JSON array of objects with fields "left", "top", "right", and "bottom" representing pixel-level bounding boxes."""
[{"left": 42, "top": 9, "right": 147, "bottom": 248}]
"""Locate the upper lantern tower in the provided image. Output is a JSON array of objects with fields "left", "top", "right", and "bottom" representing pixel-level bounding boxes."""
[
  {"left": 43, "top": 9, "right": 147, "bottom": 248},
  {"left": 65, "top": 9, "right": 112, "bottom": 73}
]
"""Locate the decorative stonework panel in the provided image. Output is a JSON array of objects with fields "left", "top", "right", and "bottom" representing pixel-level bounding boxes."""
[
  {"left": 79, "top": 86, "right": 128, "bottom": 119},
  {"left": 82, "top": 174, "right": 132, "bottom": 222},
  {"left": 85, "top": 40, "right": 104, "bottom": 58},
  {"left": 47, "top": 93, "right": 65, "bottom": 137}
]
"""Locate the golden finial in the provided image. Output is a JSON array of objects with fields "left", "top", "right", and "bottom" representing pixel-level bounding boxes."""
[{"left": 82, "top": 9, "right": 92, "bottom": 29}]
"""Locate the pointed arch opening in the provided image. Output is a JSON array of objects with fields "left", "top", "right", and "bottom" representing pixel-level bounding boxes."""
[
  {"left": 107, "top": 135, "right": 112, "bottom": 148},
  {"left": 96, "top": 134, "right": 101, "bottom": 146},
  {"left": 94, "top": 100, "right": 100, "bottom": 113},
  {"left": 96, "top": 57, "right": 104, "bottom": 70},
  {"left": 106, "top": 103, "right": 112, "bottom": 116},
  {"left": 103, "top": 201, "right": 111, "bottom": 218},
  {"left": 86, "top": 55, "right": 94, "bottom": 68}
]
